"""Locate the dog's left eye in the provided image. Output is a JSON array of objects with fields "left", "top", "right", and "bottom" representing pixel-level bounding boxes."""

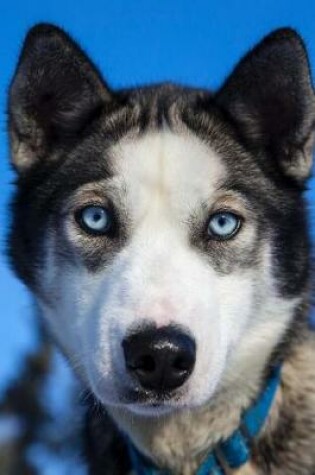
[
  {"left": 77, "top": 205, "right": 112, "bottom": 235},
  {"left": 207, "top": 212, "right": 241, "bottom": 240}
]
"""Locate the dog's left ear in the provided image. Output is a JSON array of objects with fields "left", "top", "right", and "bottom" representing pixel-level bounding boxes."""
[
  {"left": 8, "top": 24, "right": 113, "bottom": 173},
  {"left": 216, "top": 28, "right": 315, "bottom": 183}
]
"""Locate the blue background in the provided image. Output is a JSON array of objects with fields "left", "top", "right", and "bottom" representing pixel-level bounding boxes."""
[{"left": 0, "top": 0, "right": 315, "bottom": 397}]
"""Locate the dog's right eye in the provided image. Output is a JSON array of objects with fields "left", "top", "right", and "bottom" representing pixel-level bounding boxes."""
[
  {"left": 207, "top": 211, "right": 241, "bottom": 240},
  {"left": 76, "top": 205, "right": 112, "bottom": 235}
]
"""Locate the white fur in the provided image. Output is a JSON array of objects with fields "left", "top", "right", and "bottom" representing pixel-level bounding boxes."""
[{"left": 38, "top": 131, "right": 298, "bottom": 416}]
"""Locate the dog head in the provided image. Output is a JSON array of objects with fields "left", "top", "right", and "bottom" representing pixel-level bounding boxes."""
[{"left": 8, "top": 25, "right": 315, "bottom": 416}]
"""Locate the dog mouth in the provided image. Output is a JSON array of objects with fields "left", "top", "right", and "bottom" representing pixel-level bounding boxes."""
[
  {"left": 122, "top": 387, "right": 184, "bottom": 404},
  {"left": 84, "top": 381, "right": 190, "bottom": 417},
  {"left": 115, "top": 386, "right": 187, "bottom": 415}
]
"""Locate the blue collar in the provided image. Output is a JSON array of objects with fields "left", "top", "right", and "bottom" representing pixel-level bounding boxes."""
[{"left": 126, "top": 365, "right": 282, "bottom": 475}]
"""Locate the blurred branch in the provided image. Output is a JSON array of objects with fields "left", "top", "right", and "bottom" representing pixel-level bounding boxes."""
[{"left": 0, "top": 326, "right": 52, "bottom": 475}]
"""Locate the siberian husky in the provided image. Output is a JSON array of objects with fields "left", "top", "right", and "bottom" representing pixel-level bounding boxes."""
[{"left": 7, "top": 24, "right": 315, "bottom": 474}]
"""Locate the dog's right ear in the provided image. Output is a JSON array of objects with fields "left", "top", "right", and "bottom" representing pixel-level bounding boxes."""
[
  {"left": 216, "top": 28, "right": 315, "bottom": 184},
  {"left": 9, "top": 24, "right": 113, "bottom": 173}
]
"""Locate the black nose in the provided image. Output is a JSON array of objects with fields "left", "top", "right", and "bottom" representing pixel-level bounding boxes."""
[{"left": 122, "top": 325, "right": 196, "bottom": 392}]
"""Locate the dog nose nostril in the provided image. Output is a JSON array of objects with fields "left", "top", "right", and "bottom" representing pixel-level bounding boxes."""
[
  {"left": 122, "top": 325, "right": 196, "bottom": 392},
  {"left": 174, "top": 355, "right": 191, "bottom": 371},
  {"left": 133, "top": 354, "right": 156, "bottom": 373}
]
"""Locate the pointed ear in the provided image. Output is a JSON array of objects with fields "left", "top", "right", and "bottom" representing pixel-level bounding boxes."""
[
  {"left": 9, "top": 24, "right": 113, "bottom": 173},
  {"left": 216, "top": 28, "right": 315, "bottom": 183}
]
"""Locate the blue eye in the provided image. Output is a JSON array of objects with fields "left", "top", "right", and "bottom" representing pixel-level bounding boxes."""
[
  {"left": 78, "top": 205, "right": 111, "bottom": 234},
  {"left": 207, "top": 212, "right": 241, "bottom": 240}
]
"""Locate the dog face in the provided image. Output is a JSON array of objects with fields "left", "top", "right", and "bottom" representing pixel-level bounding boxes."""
[{"left": 8, "top": 25, "right": 314, "bottom": 415}]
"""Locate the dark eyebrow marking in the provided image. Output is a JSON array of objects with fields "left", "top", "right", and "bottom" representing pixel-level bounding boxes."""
[{"left": 217, "top": 180, "right": 254, "bottom": 197}]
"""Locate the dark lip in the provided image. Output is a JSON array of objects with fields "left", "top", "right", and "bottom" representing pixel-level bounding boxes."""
[
  {"left": 81, "top": 387, "right": 185, "bottom": 414},
  {"left": 120, "top": 387, "right": 184, "bottom": 405}
]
